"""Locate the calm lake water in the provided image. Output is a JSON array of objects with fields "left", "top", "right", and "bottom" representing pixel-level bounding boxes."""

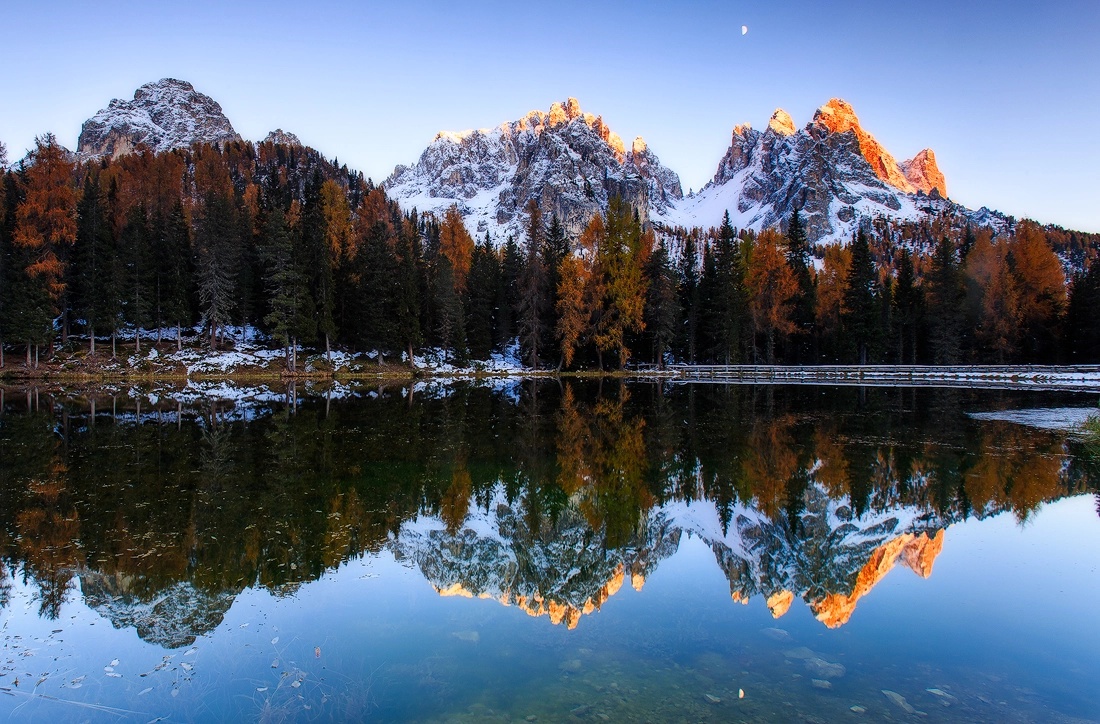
[{"left": 0, "top": 380, "right": 1097, "bottom": 723}]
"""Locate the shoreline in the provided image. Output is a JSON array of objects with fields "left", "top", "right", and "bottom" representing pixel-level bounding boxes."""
[{"left": 1, "top": 363, "right": 1100, "bottom": 392}]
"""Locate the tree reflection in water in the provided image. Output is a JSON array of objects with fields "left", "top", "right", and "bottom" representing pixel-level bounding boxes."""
[{"left": 0, "top": 381, "right": 1094, "bottom": 643}]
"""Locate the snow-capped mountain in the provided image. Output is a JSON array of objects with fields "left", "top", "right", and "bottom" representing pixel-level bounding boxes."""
[
  {"left": 390, "top": 482, "right": 946, "bottom": 630},
  {"left": 655, "top": 99, "right": 962, "bottom": 243},
  {"left": 384, "top": 97, "right": 683, "bottom": 240},
  {"left": 78, "top": 78, "right": 240, "bottom": 159}
]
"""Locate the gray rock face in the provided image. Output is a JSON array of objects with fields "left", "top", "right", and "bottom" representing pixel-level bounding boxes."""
[
  {"left": 80, "top": 570, "right": 235, "bottom": 648},
  {"left": 385, "top": 98, "right": 682, "bottom": 240},
  {"left": 263, "top": 129, "right": 302, "bottom": 146},
  {"left": 78, "top": 78, "right": 240, "bottom": 159}
]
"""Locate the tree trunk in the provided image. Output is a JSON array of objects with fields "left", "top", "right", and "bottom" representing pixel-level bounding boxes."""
[
  {"left": 135, "top": 328, "right": 141, "bottom": 354},
  {"left": 35, "top": 345, "right": 39, "bottom": 369},
  {"left": 766, "top": 329, "right": 775, "bottom": 365},
  {"left": 210, "top": 322, "right": 217, "bottom": 351},
  {"left": 408, "top": 342, "right": 415, "bottom": 369},
  {"left": 326, "top": 333, "right": 331, "bottom": 364},
  {"left": 112, "top": 330, "right": 116, "bottom": 358},
  {"left": 177, "top": 323, "right": 182, "bottom": 352},
  {"left": 292, "top": 339, "right": 297, "bottom": 373},
  {"left": 62, "top": 311, "right": 68, "bottom": 345},
  {"left": 0, "top": 339, "right": 4, "bottom": 368},
  {"left": 25, "top": 344, "right": 30, "bottom": 368},
  {"left": 90, "top": 327, "right": 95, "bottom": 356}
]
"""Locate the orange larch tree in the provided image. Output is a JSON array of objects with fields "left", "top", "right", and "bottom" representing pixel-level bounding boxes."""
[
  {"left": 439, "top": 204, "right": 474, "bottom": 294},
  {"left": 746, "top": 228, "right": 798, "bottom": 363}
]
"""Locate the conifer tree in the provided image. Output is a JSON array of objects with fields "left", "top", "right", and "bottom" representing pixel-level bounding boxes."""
[
  {"left": 555, "top": 250, "right": 593, "bottom": 369},
  {"left": 434, "top": 255, "right": 466, "bottom": 361},
  {"left": 1064, "top": 258, "right": 1100, "bottom": 362},
  {"left": 72, "top": 172, "right": 118, "bottom": 355},
  {"left": 892, "top": 248, "right": 922, "bottom": 363},
  {"left": 497, "top": 235, "right": 522, "bottom": 349},
  {"left": 394, "top": 216, "right": 422, "bottom": 364},
  {"left": 0, "top": 169, "right": 17, "bottom": 367},
  {"left": 194, "top": 191, "right": 239, "bottom": 350},
  {"left": 261, "top": 205, "right": 307, "bottom": 370},
  {"left": 644, "top": 238, "right": 679, "bottom": 367},
  {"left": 1009, "top": 221, "right": 1065, "bottom": 362},
  {"left": 841, "top": 228, "right": 880, "bottom": 365},
  {"left": 593, "top": 197, "right": 647, "bottom": 368},
  {"left": 518, "top": 200, "right": 549, "bottom": 368},
  {"left": 784, "top": 208, "right": 816, "bottom": 362},
  {"left": 155, "top": 201, "right": 193, "bottom": 350},
  {"left": 925, "top": 235, "right": 965, "bottom": 364},
  {"left": 302, "top": 170, "right": 335, "bottom": 359},
  {"left": 677, "top": 231, "right": 700, "bottom": 362},
  {"left": 702, "top": 212, "right": 744, "bottom": 363},
  {"left": 119, "top": 204, "right": 154, "bottom": 352},
  {"left": 465, "top": 237, "right": 500, "bottom": 360}
]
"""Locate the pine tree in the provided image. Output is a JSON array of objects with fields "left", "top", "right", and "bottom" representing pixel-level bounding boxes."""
[
  {"left": 1064, "top": 258, "right": 1100, "bottom": 362},
  {"left": 0, "top": 170, "right": 18, "bottom": 367},
  {"left": 302, "top": 170, "right": 336, "bottom": 359},
  {"left": 155, "top": 201, "right": 193, "bottom": 350},
  {"left": 542, "top": 212, "right": 569, "bottom": 361},
  {"left": 434, "top": 255, "right": 466, "bottom": 361},
  {"left": 841, "top": 228, "right": 880, "bottom": 365},
  {"left": 194, "top": 191, "right": 239, "bottom": 350},
  {"left": 677, "top": 231, "right": 700, "bottom": 362},
  {"left": 925, "top": 235, "right": 965, "bottom": 364},
  {"left": 517, "top": 200, "right": 548, "bottom": 368},
  {"left": 261, "top": 205, "right": 307, "bottom": 370},
  {"left": 465, "top": 237, "right": 500, "bottom": 360},
  {"left": 784, "top": 208, "right": 816, "bottom": 362},
  {"left": 702, "top": 212, "right": 744, "bottom": 363},
  {"left": 394, "top": 216, "right": 422, "bottom": 364},
  {"left": 72, "top": 172, "right": 118, "bottom": 355},
  {"left": 644, "top": 238, "right": 679, "bottom": 367},
  {"left": 555, "top": 250, "right": 592, "bottom": 369},
  {"left": 497, "top": 235, "right": 522, "bottom": 349},
  {"left": 593, "top": 197, "right": 647, "bottom": 368},
  {"left": 119, "top": 204, "right": 154, "bottom": 352},
  {"left": 1009, "top": 221, "right": 1065, "bottom": 362},
  {"left": 892, "top": 248, "right": 922, "bottom": 363}
]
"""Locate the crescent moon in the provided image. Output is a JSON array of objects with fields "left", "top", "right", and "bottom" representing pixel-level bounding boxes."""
[{"left": 741, "top": 25, "right": 748, "bottom": 35}]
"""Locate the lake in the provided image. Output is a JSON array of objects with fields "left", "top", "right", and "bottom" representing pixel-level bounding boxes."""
[{"left": 0, "top": 380, "right": 1097, "bottom": 723}]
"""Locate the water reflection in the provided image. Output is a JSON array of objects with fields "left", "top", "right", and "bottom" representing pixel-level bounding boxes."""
[{"left": 0, "top": 381, "right": 1094, "bottom": 650}]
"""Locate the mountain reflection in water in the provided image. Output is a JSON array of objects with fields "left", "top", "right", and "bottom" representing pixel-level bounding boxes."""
[
  {"left": 0, "top": 381, "right": 1094, "bottom": 649},
  {"left": 0, "top": 382, "right": 1099, "bottom": 724}
]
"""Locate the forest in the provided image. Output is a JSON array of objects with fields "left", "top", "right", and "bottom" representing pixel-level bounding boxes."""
[{"left": 1, "top": 134, "right": 1099, "bottom": 371}]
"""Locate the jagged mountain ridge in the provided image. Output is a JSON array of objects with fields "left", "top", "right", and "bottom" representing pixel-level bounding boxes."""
[
  {"left": 384, "top": 97, "right": 683, "bottom": 239},
  {"left": 71, "top": 80, "right": 1006, "bottom": 244}
]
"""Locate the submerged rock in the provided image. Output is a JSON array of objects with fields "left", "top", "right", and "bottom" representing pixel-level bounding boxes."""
[
  {"left": 882, "top": 689, "right": 916, "bottom": 714},
  {"left": 811, "top": 678, "right": 833, "bottom": 690},
  {"left": 804, "top": 657, "right": 846, "bottom": 679},
  {"left": 762, "top": 627, "right": 791, "bottom": 641},
  {"left": 782, "top": 646, "right": 815, "bottom": 659},
  {"left": 705, "top": 693, "right": 722, "bottom": 703}
]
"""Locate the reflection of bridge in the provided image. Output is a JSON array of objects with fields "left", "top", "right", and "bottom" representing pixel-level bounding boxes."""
[{"left": 662, "top": 364, "right": 1100, "bottom": 392}]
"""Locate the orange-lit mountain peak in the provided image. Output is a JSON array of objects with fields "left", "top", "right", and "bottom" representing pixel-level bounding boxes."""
[
  {"left": 811, "top": 530, "right": 945, "bottom": 628},
  {"left": 812, "top": 98, "right": 916, "bottom": 194},
  {"left": 767, "top": 590, "right": 795, "bottom": 618}
]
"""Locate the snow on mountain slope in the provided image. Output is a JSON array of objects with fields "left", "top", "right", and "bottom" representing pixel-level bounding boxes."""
[
  {"left": 655, "top": 100, "right": 950, "bottom": 244},
  {"left": 78, "top": 78, "right": 240, "bottom": 158},
  {"left": 385, "top": 97, "right": 682, "bottom": 240}
]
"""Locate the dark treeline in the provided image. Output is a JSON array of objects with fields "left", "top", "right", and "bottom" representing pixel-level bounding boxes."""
[{"left": 2, "top": 135, "right": 1099, "bottom": 370}]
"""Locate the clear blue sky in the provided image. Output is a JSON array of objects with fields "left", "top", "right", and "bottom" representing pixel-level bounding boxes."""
[{"left": 1, "top": 0, "right": 1096, "bottom": 232}]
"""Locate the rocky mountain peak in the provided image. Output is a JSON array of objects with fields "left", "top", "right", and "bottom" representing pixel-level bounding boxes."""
[
  {"left": 385, "top": 98, "right": 679, "bottom": 239},
  {"left": 900, "top": 149, "right": 946, "bottom": 197},
  {"left": 812, "top": 98, "right": 915, "bottom": 193},
  {"left": 768, "top": 109, "right": 796, "bottom": 136},
  {"left": 78, "top": 78, "right": 240, "bottom": 159},
  {"left": 263, "top": 129, "right": 302, "bottom": 146}
]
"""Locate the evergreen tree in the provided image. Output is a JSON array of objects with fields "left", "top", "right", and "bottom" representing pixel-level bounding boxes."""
[
  {"left": 119, "top": 204, "right": 154, "bottom": 352},
  {"left": 644, "top": 238, "right": 679, "bottom": 367},
  {"left": 841, "top": 228, "right": 880, "bottom": 365},
  {"left": 784, "top": 208, "right": 816, "bottom": 362},
  {"left": 261, "top": 205, "right": 308, "bottom": 370},
  {"left": 925, "top": 235, "right": 965, "bottom": 364},
  {"left": 302, "top": 170, "right": 336, "bottom": 358},
  {"left": 892, "top": 248, "right": 922, "bottom": 363},
  {"left": 593, "top": 197, "right": 647, "bottom": 368},
  {"left": 702, "top": 212, "right": 744, "bottom": 363},
  {"left": 1064, "top": 258, "right": 1100, "bottom": 362},
  {"left": 517, "top": 201, "right": 548, "bottom": 368},
  {"left": 497, "top": 235, "right": 522, "bottom": 349},
  {"left": 194, "top": 191, "right": 239, "bottom": 349},
  {"left": 72, "top": 172, "right": 119, "bottom": 355},
  {"left": 0, "top": 170, "right": 18, "bottom": 367},
  {"left": 677, "top": 231, "right": 700, "bottom": 362},
  {"left": 155, "top": 201, "right": 193, "bottom": 350},
  {"left": 394, "top": 216, "right": 422, "bottom": 364},
  {"left": 434, "top": 255, "right": 466, "bottom": 361},
  {"left": 466, "top": 237, "right": 500, "bottom": 360}
]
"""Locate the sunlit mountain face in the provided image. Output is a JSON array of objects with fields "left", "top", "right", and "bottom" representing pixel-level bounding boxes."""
[{"left": 0, "top": 382, "right": 1097, "bottom": 722}]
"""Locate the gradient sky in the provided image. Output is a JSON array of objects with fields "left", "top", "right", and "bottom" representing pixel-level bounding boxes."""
[{"left": 1, "top": 0, "right": 1096, "bottom": 231}]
